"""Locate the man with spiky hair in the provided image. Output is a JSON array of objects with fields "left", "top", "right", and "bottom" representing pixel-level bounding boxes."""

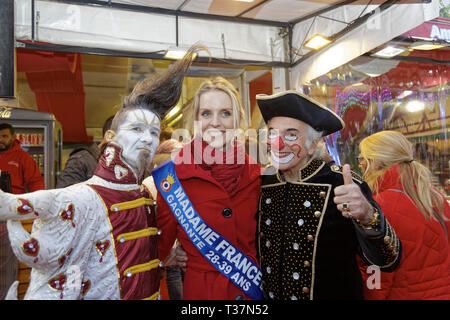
[{"left": 0, "top": 44, "right": 204, "bottom": 300}]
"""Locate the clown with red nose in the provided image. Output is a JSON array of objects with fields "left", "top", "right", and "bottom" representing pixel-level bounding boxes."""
[{"left": 255, "top": 90, "right": 401, "bottom": 300}]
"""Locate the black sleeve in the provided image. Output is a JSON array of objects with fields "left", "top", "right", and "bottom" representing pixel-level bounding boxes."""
[
  {"left": 352, "top": 181, "right": 402, "bottom": 273},
  {"left": 56, "top": 150, "right": 96, "bottom": 188}
]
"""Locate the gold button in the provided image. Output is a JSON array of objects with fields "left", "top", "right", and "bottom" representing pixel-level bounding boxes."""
[
  {"left": 319, "top": 191, "right": 326, "bottom": 198},
  {"left": 314, "top": 211, "right": 322, "bottom": 218},
  {"left": 302, "top": 287, "right": 309, "bottom": 293},
  {"left": 307, "top": 235, "right": 314, "bottom": 241},
  {"left": 304, "top": 261, "right": 311, "bottom": 268},
  {"left": 384, "top": 236, "right": 391, "bottom": 244}
]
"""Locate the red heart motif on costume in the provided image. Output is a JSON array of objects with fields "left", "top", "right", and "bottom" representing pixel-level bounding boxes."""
[
  {"left": 105, "top": 147, "right": 115, "bottom": 166},
  {"left": 16, "top": 198, "right": 34, "bottom": 215},
  {"left": 22, "top": 238, "right": 39, "bottom": 262},
  {"left": 22, "top": 238, "right": 39, "bottom": 256},
  {"left": 114, "top": 165, "right": 128, "bottom": 180},
  {"left": 95, "top": 240, "right": 110, "bottom": 262},
  {"left": 80, "top": 280, "right": 91, "bottom": 298},
  {"left": 59, "top": 204, "right": 76, "bottom": 228},
  {"left": 48, "top": 274, "right": 67, "bottom": 299},
  {"left": 57, "top": 248, "right": 73, "bottom": 268},
  {"left": 58, "top": 255, "right": 67, "bottom": 268}
]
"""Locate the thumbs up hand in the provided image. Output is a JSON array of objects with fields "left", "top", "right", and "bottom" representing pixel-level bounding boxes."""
[{"left": 334, "top": 164, "right": 373, "bottom": 224}]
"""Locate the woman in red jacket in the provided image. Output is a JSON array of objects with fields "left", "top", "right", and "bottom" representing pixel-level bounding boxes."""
[
  {"left": 358, "top": 130, "right": 450, "bottom": 299},
  {"left": 156, "top": 77, "right": 261, "bottom": 300}
]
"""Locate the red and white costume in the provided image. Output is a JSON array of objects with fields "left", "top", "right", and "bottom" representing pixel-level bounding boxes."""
[{"left": 0, "top": 143, "right": 160, "bottom": 300}]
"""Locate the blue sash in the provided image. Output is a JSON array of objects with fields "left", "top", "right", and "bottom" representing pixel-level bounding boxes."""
[{"left": 152, "top": 160, "right": 263, "bottom": 300}]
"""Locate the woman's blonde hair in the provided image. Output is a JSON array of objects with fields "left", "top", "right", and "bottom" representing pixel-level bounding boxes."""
[
  {"left": 359, "top": 130, "right": 446, "bottom": 221},
  {"left": 190, "top": 76, "right": 247, "bottom": 133}
]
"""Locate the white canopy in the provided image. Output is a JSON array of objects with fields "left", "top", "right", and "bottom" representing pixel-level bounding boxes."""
[{"left": 14, "top": 0, "right": 441, "bottom": 89}]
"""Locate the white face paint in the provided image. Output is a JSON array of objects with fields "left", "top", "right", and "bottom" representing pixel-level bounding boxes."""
[
  {"left": 114, "top": 109, "right": 160, "bottom": 172},
  {"left": 267, "top": 117, "right": 316, "bottom": 174}
]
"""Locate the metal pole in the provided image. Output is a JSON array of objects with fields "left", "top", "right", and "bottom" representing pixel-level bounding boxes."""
[
  {"left": 31, "top": 0, "right": 35, "bottom": 43},
  {"left": 0, "top": 0, "right": 15, "bottom": 97}
]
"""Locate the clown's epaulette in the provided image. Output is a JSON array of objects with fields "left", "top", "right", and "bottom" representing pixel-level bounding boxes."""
[{"left": 329, "top": 164, "right": 363, "bottom": 184}]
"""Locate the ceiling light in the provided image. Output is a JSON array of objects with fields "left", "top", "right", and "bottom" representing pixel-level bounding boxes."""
[
  {"left": 405, "top": 100, "right": 425, "bottom": 112},
  {"left": 164, "top": 47, "right": 187, "bottom": 60},
  {"left": 304, "top": 34, "right": 332, "bottom": 50},
  {"left": 371, "top": 46, "right": 406, "bottom": 58},
  {"left": 409, "top": 41, "right": 446, "bottom": 51},
  {"left": 164, "top": 46, "right": 197, "bottom": 60}
]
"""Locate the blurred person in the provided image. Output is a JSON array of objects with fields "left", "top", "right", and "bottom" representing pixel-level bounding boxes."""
[
  {"left": 358, "top": 130, "right": 450, "bottom": 299},
  {"left": 153, "top": 77, "right": 263, "bottom": 300},
  {"left": 0, "top": 171, "right": 16, "bottom": 300},
  {"left": 143, "top": 139, "right": 183, "bottom": 300},
  {"left": 159, "top": 127, "right": 174, "bottom": 143},
  {"left": 254, "top": 91, "right": 401, "bottom": 300},
  {"left": 0, "top": 44, "right": 202, "bottom": 300},
  {"left": 0, "top": 123, "right": 44, "bottom": 194},
  {"left": 56, "top": 115, "right": 114, "bottom": 188},
  {"left": 0, "top": 123, "right": 44, "bottom": 299}
]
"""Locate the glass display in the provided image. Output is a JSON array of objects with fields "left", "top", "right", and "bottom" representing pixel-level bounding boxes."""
[{"left": 305, "top": 57, "right": 449, "bottom": 196}]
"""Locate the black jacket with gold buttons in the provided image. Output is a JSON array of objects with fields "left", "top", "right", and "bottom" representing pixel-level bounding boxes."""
[{"left": 258, "top": 159, "right": 401, "bottom": 300}]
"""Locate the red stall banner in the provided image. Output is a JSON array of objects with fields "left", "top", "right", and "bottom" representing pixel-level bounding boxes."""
[{"left": 17, "top": 47, "right": 91, "bottom": 144}]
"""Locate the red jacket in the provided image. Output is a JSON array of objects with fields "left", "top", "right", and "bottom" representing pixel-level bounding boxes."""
[
  {"left": 157, "top": 142, "right": 261, "bottom": 300},
  {"left": 360, "top": 165, "right": 450, "bottom": 300},
  {"left": 0, "top": 139, "right": 44, "bottom": 194}
]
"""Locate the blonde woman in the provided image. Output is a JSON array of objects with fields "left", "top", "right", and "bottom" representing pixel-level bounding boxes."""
[
  {"left": 155, "top": 77, "right": 262, "bottom": 299},
  {"left": 358, "top": 130, "right": 450, "bottom": 300}
]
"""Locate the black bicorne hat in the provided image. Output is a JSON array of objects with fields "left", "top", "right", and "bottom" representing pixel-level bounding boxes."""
[{"left": 256, "top": 90, "right": 345, "bottom": 137}]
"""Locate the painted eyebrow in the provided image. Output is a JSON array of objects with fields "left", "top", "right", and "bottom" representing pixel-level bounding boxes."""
[{"left": 136, "top": 123, "right": 161, "bottom": 132}]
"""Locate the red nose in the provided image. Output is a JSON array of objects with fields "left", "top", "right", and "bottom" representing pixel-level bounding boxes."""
[{"left": 268, "top": 136, "right": 285, "bottom": 151}]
